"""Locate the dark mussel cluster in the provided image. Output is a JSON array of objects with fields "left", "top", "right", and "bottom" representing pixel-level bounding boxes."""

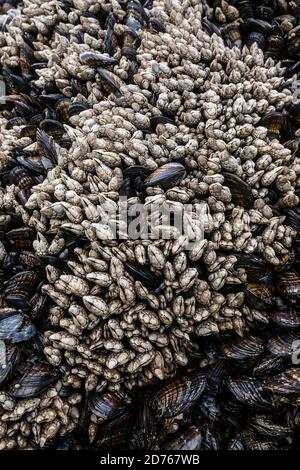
[
  {"left": 0, "top": 0, "right": 300, "bottom": 452},
  {"left": 206, "top": 0, "right": 300, "bottom": 63},
  {"left": 86, "top": 344, "right": 300, "bottom": 450}
]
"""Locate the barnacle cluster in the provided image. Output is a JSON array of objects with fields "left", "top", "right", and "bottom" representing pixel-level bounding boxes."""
[{"left": 0, "top": 0, "right": 299, "bottom": 450}]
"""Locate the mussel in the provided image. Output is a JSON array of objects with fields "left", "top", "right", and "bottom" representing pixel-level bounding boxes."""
[
  {"left": 9, "top": 356, "right": 60, "bottom": 398},
  {"left": 151, "top": 370, "right": 206, "bottom": 418}
]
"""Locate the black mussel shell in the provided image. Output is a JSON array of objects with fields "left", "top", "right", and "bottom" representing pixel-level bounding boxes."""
[
  {"left": 162, "top": 426, "right": 202, "bottom": 450},
  {"left": 54, "top": 435, "right": 76, "bottom": 450},
  {"left": 226, "top": 377, "right": 273, "bottom": 408},
  {"left": 36, "top": 129, "right": 59, "bottom": 165},
  {"left": 149, "top": 17, "right": 166, "bottom": 33},
  {"left": 289, "top": 102, "right": 300, "bottom": 125},
  {"left": 223, "top": 173, "right": 254, "bottom": 209},
  {"left": 126, "top": 262, "right": 162, "bottom": 290},
  {"left": 119, "top": 177, "right": 137, "bottom": 198},
  {"left": 277, "top": 272, "right": 300, "bottom": 296},
  {"left": 253, "top": 355, "right": 286, "bottom": 377},
  {"left": 89, "top": 390, "right": 132, "bottom": 423},
  {"left": 202, "top": 17, "right": 222, "bottom": 36},
  {"left": 68, "top": 101, "right": 90, "bottom": 117},
  {"left": 6, "top": 117, "right": 27, "bottom": 129},
  {"left": 260, "top": 111, "right": 288, "bottom": 138},
  {"left": 221, "top": 398, "right": 245, "bottom": 428},
  {"left": 198, "top": 394, "right": 221, "bottom": 421},
  {"left": 237, "top": 0, "right": 254, "bottom": 19},
  {"left": 18, "top": 252, "right": 45, "bottom": 271},
  {"left": 122, "top": 30, "right": 139, "bottom": 59},
  {"left": 234, "top": 253, "right": 270, "bottom": 283},
  {"left": 126, "top": 14, "right": 141, "bottom": 33},
  {"left": 39, "top": 94, "right": 65, "bottom": 109},
  {"left": 284, "top": 60, "right": 300, "bottom": 78},
  {"left": 40, "top": 119, "right": 65, "bottom": 138},
  {"left": 16, "top": 155, "right": 46, "bottom": 175},
  {"left": 2, "top": 252, "right": 19, "bottom": 270},
  {"left": 284, "top": 138, "right": 300, "bottom": 157},
  {"left": 79, "top": 51, "right": 117, "bottom": 67},
  {"left": 29, "top": 114, "right": 44, "bottom": 127},
  {"left": 267, "top": 331, "right": 300, "bottom": 357},
  {"left": 100, "top": 409, "right": 132, "bottom": 434},
  {"left": 97, "top": 423, "right": 130, "bottom": 449},
  {"left": 29, "top": 293, "right": 49, "bottom": 322},
  {"left": 55, "top": 97, "right": 71, "bottom": 122},
  {"left": 126, "top": 14, "right": 142, "bottom": 34},
  {"left": 0, "top": 340, "right": 20, "bottom": 386},
  {"left": 58, "top": 385, "right": 77, "bottom": 399},
  {"left": 267, "top": 187, "right": 280, "bottom": 205},
  {"left": 151, "top": 369, "right": 206, "bottom": 419},
  {"left": 2, "top": 66, "right": 28, "bottom": 94},
  {"left": 14, "top": 101, "right": 36, "bottom": 118},
  {"left": 19, "top": 42, "right": 34, "bottom": 79},
  {"left": 8, "top": 166, "right": 34, "bottom": 189},
  {"left": 264, "top": 368, "right": 300, "bottom": 394},
  {"left": 97, "top": 68, "right": 124, "bottom": 94},
  {"left": 20, "top": 124, "right": 37, "bottom": 139},
  {"left": 285, "top": 207, "right": 300, "bottom": 230},
  {"left": 144, "top": 162, "right": 186, "bottom": 189},
  {"left": 275, "top": 250, "right": 295, "bottom": 273},
  {"left": 246, "top": 18, "right": 273, "bottom": 35},
  {"left": 206, "top": 359, "right": 228, "bottom": 395},
  {"left": 128, "top": 0, "right": 149, "bottom": 23},
  {"left": 265, "top": 34, "right": 285, "bottom": 59},
  {"left": 201, "top": 424, "right": 220, "bottom": 450},
  {"left": 227, "top": 438, "right": 244, "bottom": 450},
  {"left": 16, "top": 187, "right": 30, "bottom": 205},
  {"left": 3, "top": 251, "right": 44, "bottom": 272},
  {"left": 221, "top": 21, "right": 242, "bottom": 49},
  {"left": 129, "top": 397, "right": 157, "bottom": 450},
  {"left": 222, "top": 335, "right": 264, "bottom": 360},
  {"left": 70, "top": 79, "right": 87, "bottom": 97},
  {"left": 0, "top": 309, "right": 36, "bottom": 343},
  {"left": 122, "top": 165, "right": 152, "bottom": 180},
  {"left": 3, "top": 270, "right": 39, "bottom": 309},
  {"left": 270, "top": 309, "right": 300, "bottom": 328},
  {"left": 104, "top": 13, "right": 117, "bottom": 56},
  {"left": 31, "top": 62, "right": 48, "bottom": 71},
  {"left": 248, "top": 414, "right": 292, "bottom": 437},
  {"left": 246, "top": 283, "right": 273, "bottom": 307},
  {"left": 20, "top": 93, "right": 42, "bottom": 112},
  {"left": 256, "top": 6, "right": 274, "bottom": 23},
  {"left": 127, "top": 59, "right": 139, "bottom": 84},
  {"left": 242, "top": 433, "right": 278, "bottom": 450},
  {"left": 9, "top": 356, "right": 60, "bottom": 398},
  {"left": 246, "top": 31, "right": 266, "bottom": 49}
]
